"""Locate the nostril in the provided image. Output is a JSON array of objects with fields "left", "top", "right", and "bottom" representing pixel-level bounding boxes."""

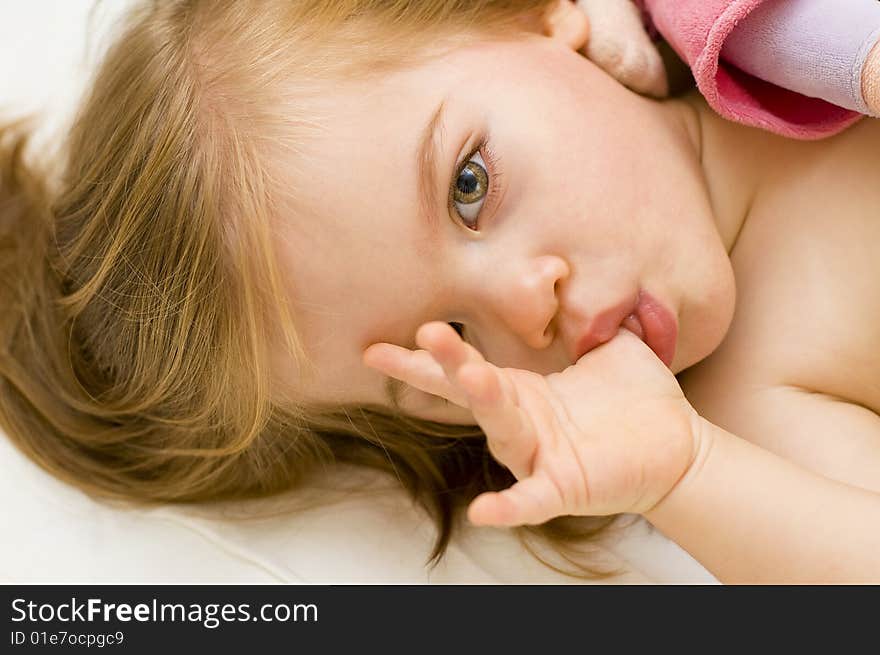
[{"left": 554, "top": 271, "right": 567, "bottom": 296}]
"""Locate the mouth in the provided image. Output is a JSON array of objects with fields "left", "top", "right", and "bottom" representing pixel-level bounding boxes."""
[{"left": 571, "top": 290, "right": 678, "bottom": 367}]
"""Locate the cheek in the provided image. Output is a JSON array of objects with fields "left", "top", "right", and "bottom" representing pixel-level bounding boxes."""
[{"left": 675, "top": 244, "right": 736, "bottom": 371}]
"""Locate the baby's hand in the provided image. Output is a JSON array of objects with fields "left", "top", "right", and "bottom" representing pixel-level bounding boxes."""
[
  {"left": 363, "top": 323, "right": 701, "bottom": 526},
  {"left": 575, "top": 0, "right": 668, "bottom": 98}
]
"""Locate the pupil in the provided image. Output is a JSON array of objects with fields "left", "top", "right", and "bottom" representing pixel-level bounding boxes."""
[{"left": 457, "top": 169, "right": 478, "bottom": 194}]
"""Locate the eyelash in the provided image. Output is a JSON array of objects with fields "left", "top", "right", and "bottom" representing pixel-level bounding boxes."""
[
  {"left": 448, "top": 135, "right": 503, "bottom": 231},
  {"left": 444, "top": 137, "right": 502, "bottom": 345},
  {"left": 449, "top": 321, "right": 466, "bottom": 340}
]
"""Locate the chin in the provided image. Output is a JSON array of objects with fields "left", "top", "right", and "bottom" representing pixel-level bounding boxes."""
[{"left": 671, "top": 276, "right": 737, "bottom": 374}]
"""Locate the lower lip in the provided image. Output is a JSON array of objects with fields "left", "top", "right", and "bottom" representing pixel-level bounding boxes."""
[{"left": 626, "top": 291, "right": 678, "bottom": 367}]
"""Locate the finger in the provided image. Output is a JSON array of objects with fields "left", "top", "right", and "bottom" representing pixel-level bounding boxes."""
[
  {"left": 414, "top": 322, "right": 490, "bottom": 379},
  {"left": 415, "top": 322, "right": 523, "bottom": 407},
  {"left": 362, "top": 342, "right": 469, "bottom": 407},
  {"left": 466, "top": 473, "right": 563, "bottom": 527},
  {"left": 457, "top": 361, "right": 537, "bottom": 480},
  {"left": 415, "top": 323, "right": 537, "bottom": 477}
]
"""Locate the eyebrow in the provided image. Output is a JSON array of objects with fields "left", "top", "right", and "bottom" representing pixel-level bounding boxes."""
[
  {"left": 417, "top": 100, "right": 447, "bottom": 238},
  {"left": 380, "top": 100, "right": 447, "bottom": 410}
]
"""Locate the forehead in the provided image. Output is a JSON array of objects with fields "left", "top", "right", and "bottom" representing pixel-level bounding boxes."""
[
  {"left": 272, "top": 35, "right": 555, "bottom": 404},
  {"left": 303, "top": 34, "right": 546, "bottom": 134},
  {"left": 270, "top": 63, "right": 446, "bottom": 402},
  {"left": 286, "top": 33, "right": 552, "bottom": 242}
]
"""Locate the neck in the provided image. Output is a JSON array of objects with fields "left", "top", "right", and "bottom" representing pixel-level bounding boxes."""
[{"left": 665, "top": 91, "right": 769, "bottom": 255}]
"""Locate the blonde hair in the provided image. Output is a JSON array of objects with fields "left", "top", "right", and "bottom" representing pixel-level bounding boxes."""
[{"left": 0, "top": 0, "right": 621, "bottom": 578}]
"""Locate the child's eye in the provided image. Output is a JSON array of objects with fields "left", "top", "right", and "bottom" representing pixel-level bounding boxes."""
[{"left": 451, "top": 151, "right": 489, "bottom": 230}]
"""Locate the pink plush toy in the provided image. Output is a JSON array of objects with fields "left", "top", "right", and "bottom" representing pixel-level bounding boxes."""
[{"left": 577, "top": 0, "right": 880, "bottom": 139}]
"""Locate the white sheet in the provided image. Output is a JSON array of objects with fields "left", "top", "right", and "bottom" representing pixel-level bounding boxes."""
[
  {"left": 1, "top": 430, "right": 715, "bottom": 584},
  {"left": 0, "top": 1, "right": 717, "bottom": 585}
]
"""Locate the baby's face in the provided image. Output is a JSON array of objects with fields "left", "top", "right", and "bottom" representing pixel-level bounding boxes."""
[{"left": 276, "top": 31, "right": 734, "bottom": 422}]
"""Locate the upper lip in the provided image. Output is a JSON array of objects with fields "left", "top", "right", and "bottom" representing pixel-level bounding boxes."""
[{"left": 565, "top": 294, "right": 639, "bottom": 363}]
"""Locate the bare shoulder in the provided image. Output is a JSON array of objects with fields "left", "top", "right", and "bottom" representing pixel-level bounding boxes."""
[
  {"left": 692, "top": 118, "right": 880, "bottom": 407},
  {"left": 677, "top": 118, "right": 880, "bottom": 489}
]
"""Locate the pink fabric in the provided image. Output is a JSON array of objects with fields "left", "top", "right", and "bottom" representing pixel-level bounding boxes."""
[{"left": 639, "top": 0, "right": 863, "bottom": 139}]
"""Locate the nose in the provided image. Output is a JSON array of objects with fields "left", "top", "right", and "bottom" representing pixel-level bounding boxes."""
[{"left": 487, "top": 255, "right": 570, "bottom": 349}]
